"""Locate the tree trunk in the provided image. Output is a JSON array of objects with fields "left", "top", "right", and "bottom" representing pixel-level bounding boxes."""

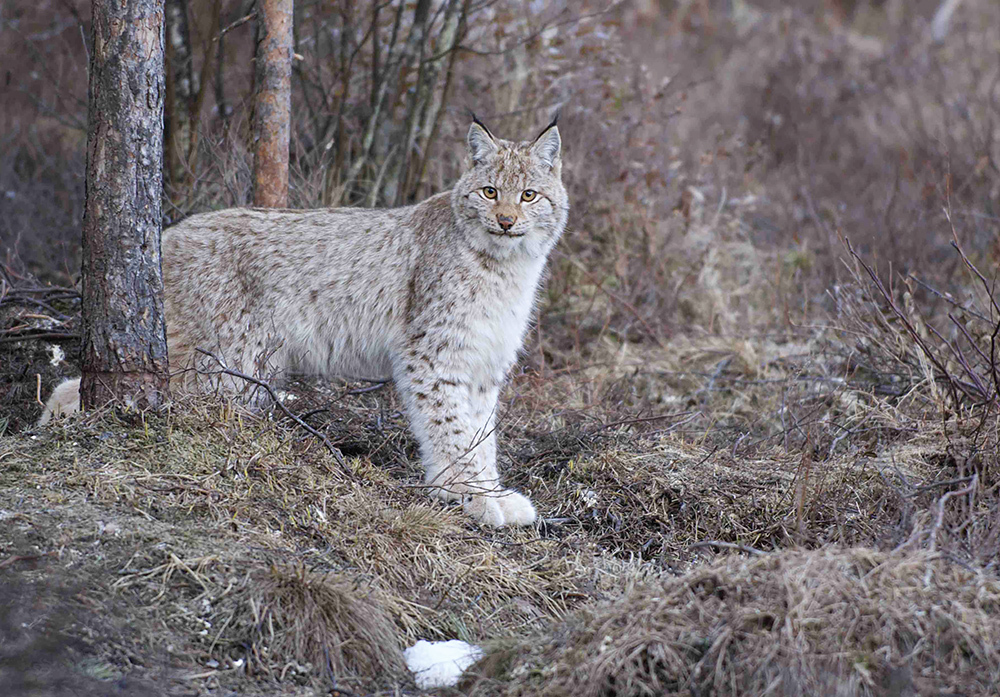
[
  {"left": 381, "top": 0, "right": 431, "bottom": 206},
  {"left": 252, "top": 0, "right": 293, "bottom": 208},
  {"left": 164, "top": 0, "right": 196, "bottom": 195},
  {"left": 215, "top": 27, "right": 228, "bottom": 132},
  {"left": 80, "top": 0, "right": 170, "bottom": 412}
]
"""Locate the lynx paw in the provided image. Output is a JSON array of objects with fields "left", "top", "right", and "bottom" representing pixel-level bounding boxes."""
[
  {"left": 463, "top": 495, "right": 506, "bottom": 527},
  {"left": 463, "top": 489, "right": 537, "bottom": 527},
  {"left": 496, "top": 489, "right": 537, "bottom": 526}
]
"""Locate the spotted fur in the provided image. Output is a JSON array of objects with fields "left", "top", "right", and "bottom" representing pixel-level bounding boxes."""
[{"left": 40, "top": 120, "right": 569, "bottom": 527}]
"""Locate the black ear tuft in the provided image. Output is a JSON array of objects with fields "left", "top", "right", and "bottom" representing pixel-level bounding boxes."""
[
  {"left": 531, "top": 116, "right": 561, "bottom": 169},
  {"left": 534, "top": 112, "right": 559, "bottom": 142},
  {"left": 468, "top": 110, "right": 496, "bottom": 140},
  {"left": 468, "top": 115, "right": 498, "bottom": 164}
]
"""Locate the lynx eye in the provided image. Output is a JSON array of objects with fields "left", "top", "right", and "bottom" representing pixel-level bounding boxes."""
[
  {"left": 481, "top": 186, "right": 498, "bottom": 200},
  {"left": 521, "top": 189, "right": 537, "bottom": 202}
]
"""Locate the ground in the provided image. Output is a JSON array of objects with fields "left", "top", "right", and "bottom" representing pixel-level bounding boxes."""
[{"left": 4, "top": 287, "right": 999, "bottom": 695}]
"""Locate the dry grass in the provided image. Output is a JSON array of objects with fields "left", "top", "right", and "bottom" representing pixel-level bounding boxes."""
[
  {"left": 0, "top": 398, "right": 647, "bottom": 692},
  {"left": 221, "top": 565, "right": 407, "bottom": 684},
  {"left": 4, "top": 204, "right": 999, "bottom": 693},
  {"left": 464, "top": 546, "right": 1000, "bottom": 697},
  {"left": 1, "top": 307, "right": 988, "bottom": 694}
]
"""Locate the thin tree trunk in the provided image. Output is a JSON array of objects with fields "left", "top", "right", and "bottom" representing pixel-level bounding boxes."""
[
  {"left": 81, "top": 0, "right": 170, "bottom": 412},
  {"left": 370, "top": 1, "right": 380, "bottom": 111},
  {"left": 333, "top": 0, "right": 353, "bottom": 182},
  {"left": 381, "top": 0, "right": 432, "bottom": 206},
  {"left": 334, "top": 0, "right": 404, "bottom": 206},
  {"left": 323, "top": 0, "right": 355, "bottom": 204},
  {"left": 215, "top": 11, "right": 229, "bottom": 133},
  {"left": 252, "top": 0, "right": 293, "bottom": 208},
  {"left": 164, "top": 0, "right": 196, "bottom": 196},
  {"left": 409, "top": 0, "right": 467, "bottom": 199},
  {"left": 184, "top": 0, "right": 222, "bottom": 182}
]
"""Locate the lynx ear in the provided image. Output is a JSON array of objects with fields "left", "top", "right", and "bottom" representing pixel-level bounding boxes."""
[
  {"left": 531, "top": 119, "right": 561, "bottom": 170},
  {"left": 468, "top": 116, "right": 498, "bottom": 164}
]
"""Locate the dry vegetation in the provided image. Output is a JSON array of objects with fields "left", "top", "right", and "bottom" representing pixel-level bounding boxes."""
[
  {"left": 3, "top": 0, "right": 1000, "bottom": 695},
  {"left": 464, "top": 547, "right": 1000, "bottom": 696}
]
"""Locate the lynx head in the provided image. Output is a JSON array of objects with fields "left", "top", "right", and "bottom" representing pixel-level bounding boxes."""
[{"left": 451, "top": 116, "right": 569, "bottom": 260}]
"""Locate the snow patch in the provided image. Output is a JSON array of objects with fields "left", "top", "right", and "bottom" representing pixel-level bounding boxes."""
[
  {"left": 49, "top": 344, "right": 65, "bottom": 367},
  {"left": 404, "top": 639, "right": 483, "bottom": 689}
]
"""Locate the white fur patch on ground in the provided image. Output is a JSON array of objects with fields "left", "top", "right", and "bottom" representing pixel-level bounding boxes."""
[{"left": 404, "top": 639, "right": 483, "bottom": 689}]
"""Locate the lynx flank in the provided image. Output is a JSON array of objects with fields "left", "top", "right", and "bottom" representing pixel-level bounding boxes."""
[{"left": 40, "top": 118, "right": 569, "bottom": 527}]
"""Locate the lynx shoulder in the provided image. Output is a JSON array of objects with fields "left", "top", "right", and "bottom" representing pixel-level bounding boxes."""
[{"left": 40, "top": 118, "right": 569, "bottom": 527}]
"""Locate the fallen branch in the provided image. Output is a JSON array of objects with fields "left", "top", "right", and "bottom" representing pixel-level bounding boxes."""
[
  {"left": 195, "top": 348, "right": 351, "bottom": 475},
  {"left": 688, "top": 540, "right": 765, "bottom": 557},
  {"left": 0, "top": 330, "right": 80, "bottom": 345},
  {"left": 0, "top": 552, "right": 55, "bottom": 569}
]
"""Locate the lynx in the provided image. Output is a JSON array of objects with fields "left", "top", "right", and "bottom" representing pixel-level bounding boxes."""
[{"left": 40, "top": 118, "right": 569, "bottom": 527}]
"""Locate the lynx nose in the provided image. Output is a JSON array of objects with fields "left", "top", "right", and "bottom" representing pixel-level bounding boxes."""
[{"left": 497, "top": 214, "right": 516, "bottom": 231}]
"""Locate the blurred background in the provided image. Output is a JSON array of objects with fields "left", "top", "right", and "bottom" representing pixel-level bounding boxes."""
[{"left": 3, "top": 0, "right": 996, "bottom": 304}]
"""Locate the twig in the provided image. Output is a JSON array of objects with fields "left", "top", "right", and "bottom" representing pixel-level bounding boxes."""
[
  {"left": 346, "top": 381, "right": 389, "bottom": 395},
  {"left": 451, "top": 1, "right": 624, "bottom": 59},
  {"left": 592, "top": 410, "right": 697, "bottom": 433},
  {"left": 79, "top": 24, "right": 89, "bottom": 80},
  {"left": 928, "top": 474, "right": 977, "bottom": 553},
  {"left": 907, "top": 273, "right": 989, "bottom": 322},
  {"left": 0, "top": 330, "right": 80, "bottom": 344},
  {"left": 692, "top": 444, "right": 720, "bottom": 468},
  {"left": 688, "top": 540, "right": 765, "bottom": 556},
  {"left": 553, "top": 249, "right": 665, "bottom": 347},
  {"left": 216, "top": 12, "right": 256, "bottom": 40},
  {"left": 949, "top": 226, "right": 1000, "bottom": 317},
  {"left": 194, "top": 349, "right": 351, "bottom": 475},
  {"left": 908, "top": 475, "right": 975, "bottom": 496},
  {"left": 845, "top": 238, "right": 964, "bottom": 406},
  {"left": 0, "top": 552, "right": 55, "bottom": 569}
]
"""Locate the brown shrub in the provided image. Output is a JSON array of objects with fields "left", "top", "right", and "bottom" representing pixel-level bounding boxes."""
[
  {"left": 220, "top": 565, "right": 408, "bottom": 685},
  {"left": 465, "top": 546, "right": 1000, "bottom": 697}
]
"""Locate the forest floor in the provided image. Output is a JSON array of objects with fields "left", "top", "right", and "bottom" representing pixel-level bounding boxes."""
[{"left": 3, "top": 251, "right": 999, "bottom": 696}]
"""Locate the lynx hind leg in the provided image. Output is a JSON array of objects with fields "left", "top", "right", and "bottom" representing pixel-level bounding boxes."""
[
  {"left": 175, "top": 326, "right": 288, "bottom": 406},
  {"left": 38, "top": 377, "right": 81, "bottom": 426}
]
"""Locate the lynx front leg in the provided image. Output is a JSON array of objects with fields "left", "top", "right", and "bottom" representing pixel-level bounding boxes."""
[
  {"left": 461, "top": 384, "right": 537, "bottom": 527},
  {"left": 395, "top": 365, "right": 536, "bottom": 527}
]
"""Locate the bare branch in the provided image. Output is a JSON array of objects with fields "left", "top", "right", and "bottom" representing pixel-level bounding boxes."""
[
  {"left": 194, "top": 348, "right": 351, "bottom": 475},
  {"left": 689, "top": 541, "right": 766, "bottom": 557}
]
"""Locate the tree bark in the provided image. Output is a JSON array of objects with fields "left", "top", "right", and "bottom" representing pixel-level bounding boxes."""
[
  {"left": 409, "top": 0, "right": 467, "bottom": 200},
  {"left": 164, "top": 0, "right": 196, "bottom": 194},
  {"left": 252, "top": 0, "right": 293, "bottom": 208},
  {"left": 381, "top": 0, "right": 431, "bottom": 206},
  {"left": 81, "top": 0, "right": 170, "bottom": 412}
]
